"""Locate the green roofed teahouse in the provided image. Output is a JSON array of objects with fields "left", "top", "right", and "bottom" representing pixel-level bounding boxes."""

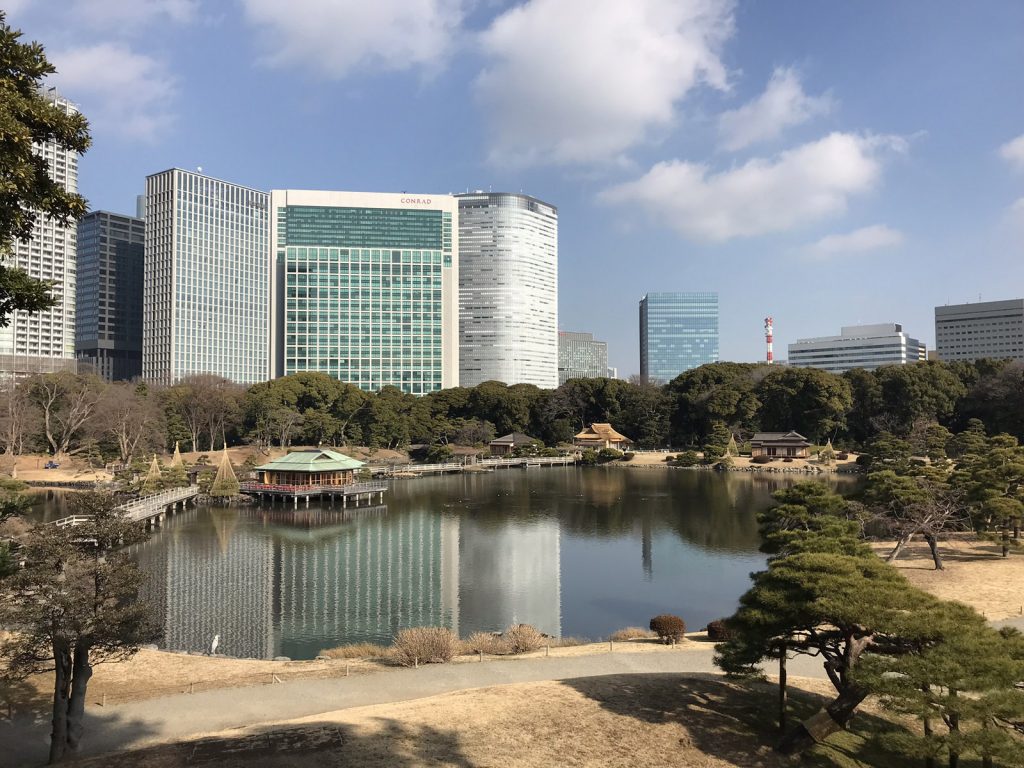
[{"left": 254, "top": 449, "right": 365, "bottom": 487}]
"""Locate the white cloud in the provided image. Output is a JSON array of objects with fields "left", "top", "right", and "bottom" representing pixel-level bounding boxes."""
[
  {"left": 241, "top": 0, "right": 467, "bottom": 79},
  {"left": 600, "top": 132, "right": 905, "bottom": 242},
  {"left": 1000, "top": 134, "right": 1024, "bottom": 172},
  {"left": 804, "top": 224, "right": 904, "bottom": 258},
  {"left": 49, "top": 43, "right": 178, "bottom": 142},
  {"left": 718, "top": 67, "right": 832, "bottom": 152},
  {"left": 475, "top": 0, "right": 735, "bottom": 167}
]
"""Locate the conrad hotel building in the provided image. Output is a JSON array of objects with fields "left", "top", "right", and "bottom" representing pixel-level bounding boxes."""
[{"left": 269, "top": 191, "right": 458, "bottom": 394}]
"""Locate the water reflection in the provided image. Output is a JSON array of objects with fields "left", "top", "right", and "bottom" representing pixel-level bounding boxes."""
[{"left": 57, "top": 469, "right": 859, "bottom": 658}]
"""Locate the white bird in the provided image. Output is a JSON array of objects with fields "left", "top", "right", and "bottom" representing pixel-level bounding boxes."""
[{"left": 210, "top": 634, "right": 220, "bottom": 655}]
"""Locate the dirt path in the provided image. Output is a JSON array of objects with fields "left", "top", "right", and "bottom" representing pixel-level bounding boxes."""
[{"left": 1, "top": 646, "right": 827, "bottom": 767}]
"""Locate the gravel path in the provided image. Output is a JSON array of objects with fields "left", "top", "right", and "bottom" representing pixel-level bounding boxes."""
[{"left": 1, "top": 646, "right": 825, "bottom": 766}]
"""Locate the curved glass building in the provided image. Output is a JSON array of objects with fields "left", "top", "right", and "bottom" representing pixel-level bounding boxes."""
[{"left": 457, "top": 192, "right": 558, "bottom": 389}]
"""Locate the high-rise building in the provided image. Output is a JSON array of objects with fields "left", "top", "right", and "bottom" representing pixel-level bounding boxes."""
[
  {"left": 788, "top": 323, "right": 926, "bottom": 374},
  {"left": 269, "top": 190, "right": 459, "bottom": 394},
  {"left": 639, "top": 292, "right": 719, "bottom": 383},
  {"left": 457, "top": 192, "right": 557, "bottom": 389},
  {"left": 143, "top": 169, "right": 270, "bottom": 385},
  {"left": 75, "top": 211, "right": 145, "bottom": 381},
  {"left": 558, "top": 331, "right": 609, "bottom": 385},
  {"left": 934, "top": 299, "right": 1024, "bottom": 362},
  {"left": 0, "top": 89, "right": 79, "bottom": 378}
]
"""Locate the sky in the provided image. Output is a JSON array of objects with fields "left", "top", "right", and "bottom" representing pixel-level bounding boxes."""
[{"left": 7, "top": 0, "right": 1024, "bottom": 378}]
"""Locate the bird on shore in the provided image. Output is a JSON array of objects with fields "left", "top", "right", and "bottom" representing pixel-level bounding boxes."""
[{"left": 210, "top": 634, "right": 220, "bottom": 655}]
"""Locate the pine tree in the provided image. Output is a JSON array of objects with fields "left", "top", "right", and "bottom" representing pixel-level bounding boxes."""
[
  {"left": 0, "top": 492, "right": 159, "bottom": 763},
  {"left": 209, "top": 448, "right": 239, "bottom": 498}
]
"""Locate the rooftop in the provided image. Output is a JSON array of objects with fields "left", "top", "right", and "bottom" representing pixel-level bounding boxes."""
[{"left": 256, "top": 449, "right": 364, "bottom": 473}]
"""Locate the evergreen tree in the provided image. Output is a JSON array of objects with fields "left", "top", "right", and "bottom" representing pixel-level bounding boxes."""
[{"left": 0, "top": 492, "right": 159, "bottom": 763}]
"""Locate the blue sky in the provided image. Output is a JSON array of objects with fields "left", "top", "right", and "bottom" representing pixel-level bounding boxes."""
[{"left": 9, "top": 0, "right": 1024, "bottom": 377}]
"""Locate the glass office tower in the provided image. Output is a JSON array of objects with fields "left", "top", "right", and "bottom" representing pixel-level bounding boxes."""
[
  {"left": 270, "top": 191, "right": 459, "bottom": 394},
  {"left": 639, "top": 292, "right": 719, "bottom": 382},
  {"left": 457, "top": 192, "right": 558, "bottom": 389},
  {"left": 76, "top": 211, "right": 145, "bottom": 380},
  {"left": 0, "top": 89, "right": 79, "bottom": 378},
  {"left": 557, "top": 331, "right": 609, "bottom": 385},
  {"left": 143, "top": 169, "right": 270, "bottom": 384}
]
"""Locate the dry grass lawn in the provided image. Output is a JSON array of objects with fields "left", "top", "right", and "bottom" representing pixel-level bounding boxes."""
[
  {"left": 75, "top": 675, "right": 905, "bottom": 768},
  {"left": 872, "top": 535, "right": 1024, "bottom": 620}
]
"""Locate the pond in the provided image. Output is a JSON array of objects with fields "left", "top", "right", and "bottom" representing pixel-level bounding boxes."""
[{"left": 28, "top": 467, "right": 857, "bottom": 660}]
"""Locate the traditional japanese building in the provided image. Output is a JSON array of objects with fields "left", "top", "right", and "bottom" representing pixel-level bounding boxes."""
[
  {"left": 489, "top": 432, "right": 541, "bottom": 456},
  {"left": 254, "top": 449, "right": 364, "bottom": 487},
  {"left": 749, "top": 431, "right": 812, "bottom": 459},
  {"left": 573, "top": 423, "right": 633, "bottom": 451}
]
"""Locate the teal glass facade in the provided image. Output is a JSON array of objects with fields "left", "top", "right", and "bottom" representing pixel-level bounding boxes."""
[
  {"left": 639, "top": 292, "right": 719, "bottom": 382},
  {"left": 277, "top": 203, "right": 453, "bottom": 394}
]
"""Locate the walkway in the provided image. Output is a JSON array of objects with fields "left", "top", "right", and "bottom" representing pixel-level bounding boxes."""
[{"left": 0, "top": 647, "right": 825, "bottom": 766}]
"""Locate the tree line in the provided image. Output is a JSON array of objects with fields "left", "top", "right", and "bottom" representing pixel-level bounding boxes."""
[{"left": 3, "top": 358, "right": 1023, "bottom": 462}]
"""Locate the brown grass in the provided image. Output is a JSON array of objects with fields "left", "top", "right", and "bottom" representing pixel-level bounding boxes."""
[
  {"left": 319, "top": 643, "right": 391, "bottom": 660},
  {"left": 872, "top": 535, "right": 1024, "bottom": 620},
  {"left": 609, "top": 626, "right": 656, "bottom": 642},
  {"left": 392, "top": 627, "right": 459, "bottom": 666},
  {"left": 80, "top": 675, "right": 911, "bottom": 768},
  {"left": 460, "top": 631, "right": 510, "bottom": 656}
]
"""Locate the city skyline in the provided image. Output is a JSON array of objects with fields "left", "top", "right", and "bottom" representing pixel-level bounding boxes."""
[{"left": 6, "top": 1, "right": 1024, "bottom": 377}]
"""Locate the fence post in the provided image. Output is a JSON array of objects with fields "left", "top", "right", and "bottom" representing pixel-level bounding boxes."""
[
  {"left": 545, "top": 645, "right": 549, "bottom": 657},
  {"left": 414, "top": 657, "right": 419, "bottom": 669},
  {"left": 189, "top": 682, "right": 194, "bottom": 694},
  {"left": 478, "top": 650, "right": 483, "bottom": 663},
  {"left": 346, "top": 664, "right": 350, "bottom": 677},
  {"left": 102, "top": 693, "right": 106, "bottom": 708}
]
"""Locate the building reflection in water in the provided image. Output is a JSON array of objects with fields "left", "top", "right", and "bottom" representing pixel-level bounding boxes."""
[{"left": 135, "top": 499, "right": 562, "bottom": 659}]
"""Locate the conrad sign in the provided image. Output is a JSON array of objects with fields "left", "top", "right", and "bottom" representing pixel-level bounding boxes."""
[{"left": 400, "top": 197, "right": 433, "bottom": 205}]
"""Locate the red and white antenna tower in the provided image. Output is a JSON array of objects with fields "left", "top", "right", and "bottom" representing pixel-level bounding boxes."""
[{"left": 764, "top": 316, "right": 774, "bottom": 365}]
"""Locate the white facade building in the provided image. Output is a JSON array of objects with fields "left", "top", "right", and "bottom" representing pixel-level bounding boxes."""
[
  {"left": 269, "top": 190, "right": 459, "bottom": 394},
  {"left": 558, "top": 331, "right": 609, "bottom": 385},
  {"left": 788, "top": 323, "right": 926, "bottom": 374},
  {"left": 143, "top": 169, "right": 270, "bottom": 385},
  {"left": 935, "top": 299, "right": 1024, "bottom": 362},
  {"left": 457, "top": 192, "right": 558, "bottom": 389},
  {"left": 0, "top": 90, "right": 79, "bottom": 377}
]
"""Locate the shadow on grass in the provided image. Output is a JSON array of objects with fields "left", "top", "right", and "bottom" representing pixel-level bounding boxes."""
[
  {"left": 562, "top": 672, "right": 911, "bottom": 768},
  {"left": 0, "top": 704, "right": 163, "bottom": 768},
  {"left": 70, "top": 719, "right": 474, "bottom": 768}
]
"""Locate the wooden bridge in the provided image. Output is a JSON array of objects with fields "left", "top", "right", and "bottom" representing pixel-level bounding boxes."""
[
  {"left": 367, "top": 455, "right": 577, "bottom": 476},
  {"left": 51, "top": 486, "right": 199, "bottom": 531}
]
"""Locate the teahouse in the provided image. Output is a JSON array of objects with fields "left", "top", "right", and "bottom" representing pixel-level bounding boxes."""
[
  {"left": 254, "top": 449, "right": 364, "bottom": 487},
  {"left": 749, "top": 431, "right": 812, "bottom": 459},
  {"left": 573, "top": 423, "right": 633, "bottom": 451},
  {"left": 489, "top": 432, "right": 541, "bottom": 456}
]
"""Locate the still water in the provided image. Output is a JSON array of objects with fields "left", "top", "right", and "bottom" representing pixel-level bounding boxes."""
[{"left": 30, "top": 468, "right": 855, "bottom": 660}]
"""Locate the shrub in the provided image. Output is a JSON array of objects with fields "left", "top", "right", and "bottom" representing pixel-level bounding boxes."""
[
  {"left": 504, "top": 623, "right": 544, "bottom": 653},
  {"left": 751, "top": 454, "right": 773, "bottom": 464},
  {"left": 649, "top": 614, "right": 686, "bottom": 644},
  {"left": 392, "top": 627, "right": 459, "bottom": 666},
  {"left": 663, "top": 455, "right": 676, "bottom": 463},
  {"left": 855, "top": 454, "right": 873, "bottom": 467},
  {"left": 705, "top": 620, "right": 733, "bottom": 642},
  {"left": 608, "top": 626, "right": 655, "bottom": 642},
  {"left": 836, "top": 452, "right": 849, "bottom": 460},
  {"left": 461, "top": 631, "right": 509, "bottom": 656},
  {"left": 782, "top": 457, "right": 793, "bottom": 463},
  {"left": 621, "top": 452, "right": 635, "bottom": 461},
  {"left": 425, "top": 443, "right": 453, "bottom": 464},
  {"left": 674, "top": 450, "right": 700, "bottom": 467},
  {"left": 578, "top": 449, "right": 599, "bottom": 465},
  {"left": 597, "top": 448, "right": 623, "bottom": 462}
]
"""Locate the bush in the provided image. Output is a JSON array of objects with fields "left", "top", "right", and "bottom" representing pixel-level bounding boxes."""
[
  {"left": 608, "top": 626, "right": 655, "bottom": 642},
  {"left": 550, "top": 636, "right": 586, "bottom": 648},
  {"left": 425, "top": 443, "right": 453, "bottom": 464},
  {"left": 855, "top": 454, "right": 873, "bottom": 467},
  {"left": 597, "top": 448, "right": 623, "bottom": 462},
  {"left": 578, "top": 449, "right": 599, "bottom": 466},
  {"left": 663, "top": 454, "right": 676, "bottom": 463},
  {"left": 461, "top": 631, "right": 509, "bottom": 656},
  {"left": 392, "top": 627, "right": 459, "bottom": 666},
  {"left": 782, "top": 457, "right": 793, "bottom": 463},
  {"left": 705, "top": 620, "right": 733, "bottom": 642},
  {"left": 836, "top": 452, "right": 849, "bottom": 460},
  {"left": 621, "top": 452, "right": 635, "bottom": 462},
  {"left": 674, "top": 450, "right": 700, "bottom": 467},
  {"left": 751, "top": 454, "right": 774, "bottom": 464},
  {"left": 505, "top": 623, "right": 544, "bottom": 653},
  {"left": 649, "top": 614, "right": 686, "bottom": 644}
]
